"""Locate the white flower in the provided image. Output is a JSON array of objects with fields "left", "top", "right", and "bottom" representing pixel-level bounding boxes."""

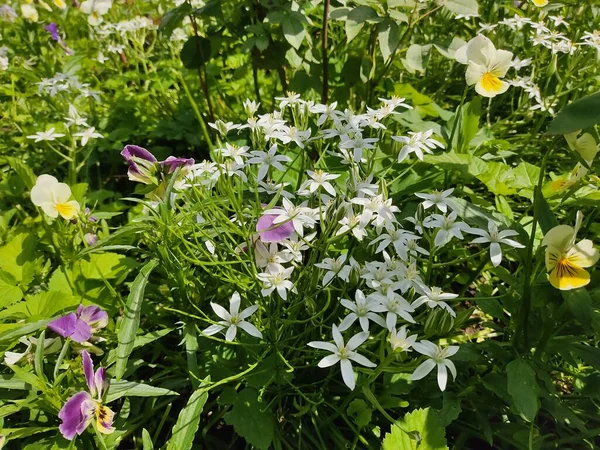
[
  {"left": 64, "top": 105, "right": 89, "bottom": 128},
  {"left": 255, "top": 241, "right": 292, "bottom": 273},
  {"left": 202, "top": 292, "right": 262, "bottom": 341},
  {"left": 208, "top": 120, "right": 242, "bottom": 136},
  {"left": 21, "top": 4, "right": 38, "bottom": 22},
  {"left": 243, "top": 99, "right": 260, "bottom": 116},
  {"left": 370, "top": 226, "right": 418, "bottom": 259},
  {"left": 424, "top": 211, "right": 469, "bottom": 247},
  {"left": 411, "top": 340, "right": 459, "bottom": 391},
  {"left": 308, "top": 325, "right": 376, "bottom": 390},
  {"left": 455, "top": 34, "right": 513, "bottom": 97},
  {"left": 257, "top": 263, "right": 295, "bottom": 299},
  {"left": 392, "top": 130, "right": 444, "bottom": 163},
  {"left": 247, "top": 144, "right": 291, "bottom": 181},
  {"left": 337, "top": 214, "right": 368, "bottom": 241},
  {"left": 338, "top": 290, "right": 386, "bottom": 333},
  {"left": 415, "top": 188, "right": 455, "bottom": 213},
  {"left": 280, "top": 233, "right": 315, "bottom": 262},
  {"left": 26, "top": 128, "right": 65, "bottom": 142},
  {"left": 389, "top": 326, "right": 417, "bottom": 352},
  {"left": 468, "top": 220, "right": 524, "bottom": 267},
  {"left": 80, "top": 0, "right": 112, "bottom": 26},
  {"left": 219, "top": 143, "right": 250, "bottom": 166},
  {"left": 30, "top": 175, "right": 80, "bottom": 220},
  {"left": 74, "top": 127, "right": 103, "bottom": 146},
  {"left": 257, "top": 180, "right": 294, "bottom": 199},
  {"left": 339, "top": 136, "right": 379, "bottom": 162},
  {"left": 275, "top": 91, "right": 301, "bottom": 109},
  {"left": 273, "top": 126, "right": 311, "bottom": 148},
  {"left": 412, "top": 286, "right": 457, "bottom": 318},
  {"left": 309, "top": 101, "right": 339, "bottom": 126},
  {"left": 314, "top": 254, "right": 352, "bottom": 286},
  {"left": 263, "top": 198, "right": 316, "bottom": 237},
  {"left": 305, "top": 170, "right": 340, "bottom": 197},
  {"left": 370, "top": 287, "right": 415, "bottom": 330}
]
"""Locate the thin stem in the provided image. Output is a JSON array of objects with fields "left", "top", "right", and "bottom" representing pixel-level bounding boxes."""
[{"left": 321, "top": 0, "right": 330, "bottom": 104}]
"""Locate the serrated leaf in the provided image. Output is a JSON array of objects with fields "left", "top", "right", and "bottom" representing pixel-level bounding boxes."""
[
  {"left": 116, "top": 260, "right": 158, "bottom": 380},
  {"left": 0, "top": 233, "right": 37, "bottom": 284},
  {"left": 382, "top": 407, "right": 449, "bottom": 450},
  {"left": 547, "top": 91, "right": 600, "bottom": 135},
  {"left": 506, "top": 359, "right": 539, "bottom": 422},
  {"left": 224, "top": 388, "right": 274, "bottom": 450},
  {"left": 281, "top": 15, "right": 305, "bottom": 49},
  {"left": 0, "top": 279, "right": 22, "bottom": 308},
  {"left": 166, "top": 388, "right": 209, "bottom": 450},
  {"left": 105, "top": 380, "right": 178, "bottom": 403}
]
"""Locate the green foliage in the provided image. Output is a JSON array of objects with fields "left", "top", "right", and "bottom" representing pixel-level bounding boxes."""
[
  {"left": 166, "top": 387, "right": 209, "bottom": 450},
  {"left": 506, "top": 360, "right": 540, "bottom": 422},
  {"left": 383, "top": 408, "right": 449, "bottom": 450},
  {"left": 223, "top": 388, "right": 275, "bottom": 450},
  {"left": 547, "top": 91, "right": 600, "bottom": 135}
]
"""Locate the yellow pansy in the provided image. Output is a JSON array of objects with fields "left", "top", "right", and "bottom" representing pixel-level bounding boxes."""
[
  {"left": 53, "top": 0, "right": 67, "bottom": 9},
  {"left": 565, "top": 130, "right": 598, "bottom": 164},
  {"left": 455, "top": 35, "right": 514, "bottom": 98},
  {"left": 30, "top": 175, "right": 81, "bottom": 220},
  {"left": 20, "top": 3, "right": 38, "bottom": 21},
  {"left": 531, "top": 0, "right": 548, "bottom": 6},
  {"left": 542, "top": 212, "right": 599, "bottom": 290}
]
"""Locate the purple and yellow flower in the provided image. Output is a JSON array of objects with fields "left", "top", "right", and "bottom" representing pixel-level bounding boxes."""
[
  {"left": 58, "top": 351, "right": 115, "bottom": 440},
  {"left": 48, "top": 305, "right": 108, "bottom": 343},
  {"left": 121, "top": 144, "right": 158, "bottom": 184},
  {"left": 160, "top": 156, "right": 195, "bottom": 173}
]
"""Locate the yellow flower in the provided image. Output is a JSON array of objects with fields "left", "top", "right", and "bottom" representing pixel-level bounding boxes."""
[
  {"left": 53, "top": 0, "right": 67, "bottom": 9},
  {"left": 30, "top": 175, "right": 81, "bottom": 220},
  {"left": 564, "top": 130, "right": 598, "bottom": 164},
  {"left": 20, "top": 3, "right": 38, "bottom": 22},
  {"left": 542, "top": 212, "right": 599, "bottom": 290},
  {"left": 455, "top": 35, "right": 513, "bottom": 98},
  {"left": 531, "top": 0, "right": 548, "bottom": 6}
]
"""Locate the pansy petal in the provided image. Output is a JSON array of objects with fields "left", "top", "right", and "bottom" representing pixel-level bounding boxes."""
[
  {"left": 96, "top": 405, "right": 115, "bottom": 434},
  {"left": 82, "top": 351, "right": 95, "bottom": 396},
  {"left": 94, "top": 367, "right": 108, "bottom": 399},
  {"left": 71, "top": 319, "right": 93, "bottom": 343},
  {"left": 569, "top": 239, "right": 600, "bottom": 268},
  {"left": 548, "top": 262, "right": 591, "bottom": 291},
  {"left": 48, "top": 313, "right": 77, "bottom": 338},
  {"left": 58, "top": 391, "right": 94, "bottom": 440}
]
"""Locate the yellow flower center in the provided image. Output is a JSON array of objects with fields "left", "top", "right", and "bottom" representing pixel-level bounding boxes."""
[
  {"left": 55, "top": 202, "right": 76, "bottom": 219},
  {"left": 481, "top": 72, "right": 503, "bottom": 93}
]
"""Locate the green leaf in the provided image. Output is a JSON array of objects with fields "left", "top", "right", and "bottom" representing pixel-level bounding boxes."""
[
  {"left": 570, "top": 344, "right": 600, "bottom": 371},
  {"left": 0, "top": 278, "right": 22, "bottom": 308},
  {"left": 437, "top": 393, "right": 462, "bottom": 427},
  {"left": 142, "top": 428, "right": 154, "bottom": 450},
  {"left": 401, "top": 44, "right": 431, "bottom": 74},
  {"left": 382, "top": 407, "right": 449, "bottom": 450},
  {"left": 377, "top": 19, "right": 400, "bottom": 62},
  {"left": 563, "top": 288, "right": 593, "bottom": 327},
  {"left": 535, "top": 194, "right": 558, "bottom": 234},
  {"left": 0, "top": 319, "right": 51, "bottom": 345},
  {"left": 347, "top": 399, "right": 373, "bottom": 428},
  {"left": 6, "top": 157, "right": 37, "bottom": 189},
  {"left": 159, "top": 3, "right": 192, "bottom": 35},
  {"left": 547, "top": 91, "right": 600, "bottom": 135},
  {"left": 459, "top": 98, "right": 481, "bottom": 152},
  {"left": 506, "top": 359, "right": 539, "bottom": 422},
  {"left": 443, "top": 0, "right": 479, "bottom": 16},
  {"left": 105, "top": 380, "right": 178, "bottom": 403},
  {"left": 180, "top": 36, "right": 212, "bottom": 69},
  {"left": 0, "top": 291, "right": 79, "bottom": 320},
  {"left": 34, "top": 330, "right": 46, "bottom": 382},
  {"left": 0, "top": 374, "right": 30, "bottom": 390},
  {"left": 166, "top": 388, "right": 209, "bottom": 450},
  {"left": 281, "top": 15, "right": 305, "bottom": 50},
  {"left": 116, "top": 260, "right": 158, "bottom": 380},
  {"left": 0, "top": 233, "right": 37, "bottom": 285},
  {"left": 75, "top": 253, "right": 138, "bottom": 280},
  {"left": 224, "top": 388, "right": 275, "bottom": 450}
]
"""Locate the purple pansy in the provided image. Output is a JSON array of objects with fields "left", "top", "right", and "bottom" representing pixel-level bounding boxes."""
[
  {"left": 48, "top": 305, "right": 108, "bottom": 343},
  {"left": 58, "top": 351, "right": 115, "bottom": 440},
  {"left": 45, "top": 23, "right": 60, "bottom": 41},
  {"left": 256, "top": 212, "right": 294, "bottom": 243},
  {"left": 121, "top": 144, "right": 158, "bottom": 184},
  {"left": 160, "top": 156, "right": 195, "bottom": 173}
]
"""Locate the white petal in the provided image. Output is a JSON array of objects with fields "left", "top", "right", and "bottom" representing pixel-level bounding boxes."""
[
  {"left": 229, "top": 292, "right": 241, "bottom": 315},
  {"left": 346, "top": 332, "right": 369, "bottom": 351},
  {"left": 437, "top": 362, "right": 448, "bottom": 391},
  {"left": 349, "top": 353, "right": 376, "bottom": 368},
  {"left": 444, "top": 359, "right": 457, "bottom": 380},
  {"left": 338, "top": 313, "right": 357, "bottom": 331},
  {"left": 238, "top": 305, "right": 259, "bottom": 320},
  {"left": 210, "top": 303, "right": 231, "bottom": 321},
  {"left": 340, "top": 359, "right": 356, "bottom": 390},
  {"left": 225, "top": 325, "right": 237, "bottom": 342},
  {"left": 410, "top": 359, "right": 436, "bottom": 381},
  {"left": 318, "top": 354, "right": 340, "bottom": 368},
  {"left": 238, "top": 321, "right": 262, "bottom": 339},
  {"left": 332, "top": 325, "right": 344, "bottom": 349},
  {"left": 490, "top": 242, "right": 502, "bottom": 267},
  {"left": 202, "top": 324, "right": 224, "bottom": 336},
  {"left": 307, "top": 341, "right": 338, "bottom": 353}
]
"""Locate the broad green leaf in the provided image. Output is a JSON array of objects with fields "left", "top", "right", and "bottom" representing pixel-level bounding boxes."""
[
  {"left": 401, "top": 44, "right": 431, "bottom": 74},
  {"left": 547, "top": 91, "right": 600, "bottom": 135},
  {"left": 0, "top": 291, "right": 79, "bottom": 320},
  {"left": 75, "top": 253, "right": 138, "bottom": 280},
  {"left": 437, "top": 393, "right": 462, "bottom": 427},
  {"left": 0, "top": 278, "right": 22, "bottom": 308},
  {"left": 180, "top": 36, "right": 212, "bottom": 69},
  {"left": 459, "top": 97, "right": 481, "bottom": 152},
  {"left": 570, "top": 344, "right": 600, "bottom": 371},
  {"left": 281, "top": 15, "right": 305, "bottom": 50},
  {"left": 116, "top": 260, "right": 158, "bottom": 380},
  {"left": 159, "top": 3, "right": 192, "bottom": 35},
  {"left": 562, "top": 288, "right": 592, "bottom": 327},
  {"left": 535, "top": 195, "right": 558, "bottom": 235},
  {"left": 0, "top": 233, "right": 37, "bottom": 285},
  {"left": 382, "top": 407, "right": 449, "bottom": 450},
  {"left": 347, "top": 399, "right": 372, "bottom": 428},
  {"left": 506, "top": 359, "right": 539, "bottom": 421},
  {"left": 224, "top": 388, "right": 275, "bottom": 450},
  {"left": 105, "top": 380, "right": 178, "bottom": 403},
  {"left": 443, "top": 0, "right": 479, "bottom": 16},
  {"left": 377, "top": 19, "right": 400, "bottom": 62},
  {"left": 166, "top": 388, "right": 209, "bottom": 450},
  {"left": 6, "top": 157, "right": 37, "bottom": 189}
]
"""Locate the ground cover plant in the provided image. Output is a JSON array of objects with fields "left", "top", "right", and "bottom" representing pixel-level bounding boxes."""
[{"left": 0, "top": 0, "right": 600, "bottom": 449}]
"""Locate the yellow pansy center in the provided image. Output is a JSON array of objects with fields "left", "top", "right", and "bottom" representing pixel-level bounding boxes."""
[
  {"left": 481, "top": 72, "right": 503, "bottom": 93},
  {"left": 55, "top": 203, "right": 77, "bottom": 219}
]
